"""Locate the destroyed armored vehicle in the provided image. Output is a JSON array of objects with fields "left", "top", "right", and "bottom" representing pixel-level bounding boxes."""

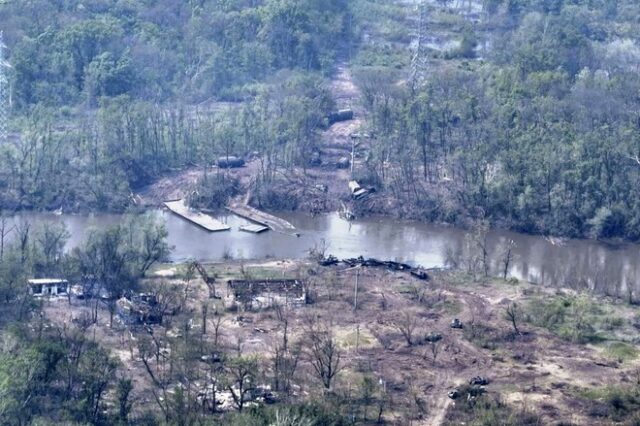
[{"left": 451, "top": 318, "right": 464, "bottom": 329}]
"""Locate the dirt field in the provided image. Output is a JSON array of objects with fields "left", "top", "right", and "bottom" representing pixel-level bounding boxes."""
[{"left": 41, "top": 258, "right": 640, "bottom": 424}]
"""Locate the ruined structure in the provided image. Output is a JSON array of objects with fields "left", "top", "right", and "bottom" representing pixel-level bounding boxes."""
[
  {"left": 226, "top": 279, "right": 306, "bottom": 310},
  {"left": 117, "top": 293, "right": 162, "bottom": 325}
]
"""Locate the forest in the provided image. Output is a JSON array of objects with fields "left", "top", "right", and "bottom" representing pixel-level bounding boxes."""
[{"left": 1, "top": 0, "right": 640, "bottom": 239}]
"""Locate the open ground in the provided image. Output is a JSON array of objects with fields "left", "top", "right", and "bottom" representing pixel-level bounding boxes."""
[{"left": 41, "top": 257, "right": 640, "bottom": 425}]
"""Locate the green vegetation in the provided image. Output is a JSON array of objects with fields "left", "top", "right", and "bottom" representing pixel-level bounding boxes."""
[
  {"left": 3, "top": 0, "right": 640, "bottom": 424},
  {"left": 525, "top": 295, "right": 605, "bottom": 343},
  {"left": 0, "top": 214, "right": 169, "bottom": 424},
  {"left": 0, "top": 0, "right": 348, "bottom": 211},
  {"left": 578, "top": 385, "right": 640, "bottom": 423},
  {"left": 3, "top": 0, "right": 640, "bottom": 242},
  {"left": 524, "top": 294, "right": 640, "bottom": 353},
  {"left": 3, "top": 0, "right": 351, "bottom": 106},
  {"left": 352, "top": 0, "right": 640, "bottom": 240},
  {"left": 605, "top": 342, "right": 639, "bottom": 361},
  {"left": 444, "top": 386, "right": 540, "bottom": 426}
]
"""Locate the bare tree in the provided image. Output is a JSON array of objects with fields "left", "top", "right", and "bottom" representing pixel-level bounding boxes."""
[
  {"left": 201, "top": 302, "right": 208, "bottom": 334},
  {"left": 272, "top": 318, "right": 300, "bottom": 394},
  {"left": 16, "top": 221, "right": 30, "bottom": 266},
  {"left": 212, "top": 313, "right": 225, "bottom": 348},
  {"left": 307, "top": 320, "right": 343, "bottom": 390},
  {"left": 424, "top": 338, "right": 442, "bottom": 366},
  {"left": 308, "top": 238, "right": 330, "bottom": 261},
  {"left": 463, "top": 221, "right": 490, "bottom": 277},
  {"left": 505, "top": 302, "right": 522, "bottom": 336},
  {"left": 182, "top": 261, "right": 197, "bottom": 307},
  {"left": 148, "top": 280, "right": 180, "bottom": 325},
  {"left": 0, "top": 215, "right": 15, "bottom": 261},
  {"left": 408, "top": 284, "right": 427, "bottom": 304},
  {"left": 137, "top": 332, "right": 172, "bottom": 421},
  {"left": 499, "top": 239, "right": 516, "bottom": 280},
  {"left": 224, "top": 356, "right": 259, "bottom": 411},
  {"left": 393, "top": 311, "right": 419, "bottom": 346}
]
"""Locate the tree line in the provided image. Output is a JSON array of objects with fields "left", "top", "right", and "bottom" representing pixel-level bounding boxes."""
[
  {"left": 352, "top": 0, "right": 640, "bottom": 240},
  {"left": 2, "top": 0, "right": 352, "bottom": 107}
]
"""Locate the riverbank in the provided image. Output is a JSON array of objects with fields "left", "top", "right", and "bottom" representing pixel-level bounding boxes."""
[{"left": 7, "top": 208, "right": 640, "bottom": 300}]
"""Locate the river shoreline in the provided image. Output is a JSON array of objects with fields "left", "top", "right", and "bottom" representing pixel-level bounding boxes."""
[{"left": 6, "top": 208, "right": 640, "bottom": 298}]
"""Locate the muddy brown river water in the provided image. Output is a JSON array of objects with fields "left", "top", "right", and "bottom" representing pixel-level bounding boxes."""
[{"left": 8, "top": 210, "right": 640, "bottom": 296}]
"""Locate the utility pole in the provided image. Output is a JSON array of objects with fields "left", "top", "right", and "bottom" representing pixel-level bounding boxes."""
[
  {"left": 0, "top": 31, "right": 9, "bottom": 145},
  {"left": 353, "top": 268, "right": 360, "bottom": 311},
  {"left": 410, "top": 1, "right": 429, "bottom": 92}
]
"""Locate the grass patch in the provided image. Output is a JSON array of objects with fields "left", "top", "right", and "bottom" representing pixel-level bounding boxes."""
[
  {"left": 605, "top": 342, "right": 639, "bottom": 361},
  {"left": 444, "top": 389, "right": 541, "bottom": 426},
  {"left": 577, "top": 385, "right": 640, "bottom": 423},
  {"left": 525, "top": 295, "right": 618, "bottom": 344},
  {"left": 335, "top": 327, "right": 377, "bottom": 350},
  {"left": 352, "top": 44, "right": 410, "bottom": 68},
  {"left": 437, "top": 299, "right": 463, "bottom": 315},
  {"left": 464, "top": 322, "right": 501, "bottom": 350}
]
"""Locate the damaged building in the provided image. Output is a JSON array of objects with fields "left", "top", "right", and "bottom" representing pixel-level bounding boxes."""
[
  {"left": 117, "top": 293, "right": 163, "bottom": 325},
  {"left": 226, "top": 279, "right": 306, "bottom": 310}
]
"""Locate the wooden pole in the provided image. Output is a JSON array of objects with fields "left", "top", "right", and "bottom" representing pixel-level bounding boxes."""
[
  {"left": 354, "top": 268, "right": 359, "bottom": 311},
  {"left": 350, "top": 137, "right": 355, "bottom": 177}
]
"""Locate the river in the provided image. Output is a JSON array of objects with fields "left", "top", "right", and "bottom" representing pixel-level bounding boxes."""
[{"left": 6, "top": 210, "right": 640, "bottom": 296}]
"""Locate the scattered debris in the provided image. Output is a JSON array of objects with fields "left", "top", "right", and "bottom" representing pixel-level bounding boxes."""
[
  {"left": 200, "top": 352, "right": 223, "bottom": 364},
  {"left": 336, "top": 156, "right": 351, "bottom": 169},
  {"left": 318, "top": 255, "right": 339, "bottom": 266},
  {"left": 410, "top": 269, "right": 430, "bottom": 280},
  {"left": 349, "top": 132, "right": 371, "bottom": 139},
  {"left": 240, "top": 224, "right": 269, "bottom": 234},
  {"left": 348, "top": 180, "right": 376, "bottom": 200},
  {"left": 342, "top": 256, "right": 412, "bottom": 271},
  {"left": 469, "top": 376, "right": 489, "bottom": 386},
  {"left": 117, "top": 293, "right": 164, "bottom": 325},
  {"left": 309, "top": 151, "right": 322, "bottom": 166},
  {"left": 317, "top": 255, "right": 428, "bottom": 282},
  {"left": 314, "top": 184, "right": 328, "bottom": 193},
  {"left": 424, "top": 332, "right": 443, "bottom": 343},
  {"left": 227, "top": 279, "right": 306, "bottom": 310}
]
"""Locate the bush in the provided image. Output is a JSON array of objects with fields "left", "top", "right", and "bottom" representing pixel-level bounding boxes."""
[
  {"left": 606, "top": 342, "right": 639, "bottom": 362},
  {"left": 188, "top": 174, "right": 240, "bottom": 210},
  {"left": 444, "top": 391, "right": 541, "bottom": 426}
]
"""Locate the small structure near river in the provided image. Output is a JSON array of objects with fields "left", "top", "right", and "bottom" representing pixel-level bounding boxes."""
[
  {"left": 164, "top": 199, "right": 231, "bottom": 232},
  {"left": 28, "top": 279, "right": 69, "bottom": 296}
]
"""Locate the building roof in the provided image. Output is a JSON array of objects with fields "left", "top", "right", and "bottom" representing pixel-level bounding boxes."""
[{"left": 27, "top": 278, "right": 69, "bottom": 285}]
